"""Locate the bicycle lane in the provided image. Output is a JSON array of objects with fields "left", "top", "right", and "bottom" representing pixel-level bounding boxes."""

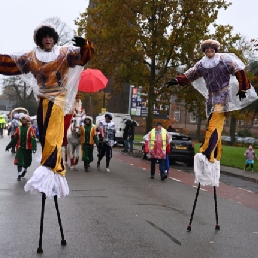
[{"left": 113, "top": 150, "right": 258, "bottom": 211}]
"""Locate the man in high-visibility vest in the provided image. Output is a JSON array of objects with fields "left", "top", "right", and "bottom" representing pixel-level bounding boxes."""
[{"left": 145, "top": 122, "right": 170, "bottom": 180}]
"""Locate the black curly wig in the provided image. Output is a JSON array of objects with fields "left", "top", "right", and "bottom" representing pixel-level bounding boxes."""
[{"left": 35, "top": 26, "right": 59, "bottom": 48}]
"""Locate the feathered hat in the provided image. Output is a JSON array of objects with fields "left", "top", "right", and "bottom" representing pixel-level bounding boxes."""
[{"left": 200, "top": 39, "right": 220, "bottom": 53}]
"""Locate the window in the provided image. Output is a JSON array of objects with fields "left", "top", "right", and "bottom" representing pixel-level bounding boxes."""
[
  {"left": 190, "top": 113, "right": 196, "bottom": 123},
  {"left": 253, "top": 119, "right": 258, "bottom": 126},
  {"left": 174, "top": 110, "right": 180, "bottom": 121},
  {"left": 238, "top": 120, "right": 244, "bottom": 126}
]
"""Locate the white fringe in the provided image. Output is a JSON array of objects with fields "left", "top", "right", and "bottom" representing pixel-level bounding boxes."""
[
  {"left": 24, "top": 166, "right": 69, "bottom": 199},
  {"left": 194, "top": 153, "right": 220, "bottom": 187}
]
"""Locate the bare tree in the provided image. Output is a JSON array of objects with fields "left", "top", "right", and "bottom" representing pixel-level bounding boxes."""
[{"left": 42, "top": 17, "right": 74, "bottom": 46}]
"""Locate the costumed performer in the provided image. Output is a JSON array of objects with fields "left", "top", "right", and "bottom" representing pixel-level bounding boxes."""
[
  {"left": 166, "top": 39, "right": 258, "bottom": 231},
  {"left": 80, "top": 116, "right": 98, "bottom": 172},
  {"left": 97, "top": 112, "right": 116, "bottom": 172},
  {"left": 0, "top": 22, "right": 94, "bottom": 252},
  {"left": 5, "top": 115, "right": 37, "bottom": 181}
]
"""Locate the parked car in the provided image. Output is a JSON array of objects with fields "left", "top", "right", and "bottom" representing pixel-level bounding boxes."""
[
  {"left": 142, "top": 132, "right": 195, "bottom": 167},
  {"left": 243, "top": 137, "right": 256, "bottom": 145}
]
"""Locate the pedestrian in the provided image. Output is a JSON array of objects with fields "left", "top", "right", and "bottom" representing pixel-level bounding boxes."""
[
  {"left": 0, "top": 115, "right": 6, "bottom": 137},
  {"left": 127, "top": 125, "right": 135, "bottom": 154},
  {"left": 5, "top": 115, "right": 37, "bottom": 181},
  {"left": 97, "top": 112, "right": 116, "bottom": 172},
  {"left": 122, "top": 125, "right": 129, "bottom": 153},
  {"left": 145, "top": 122, "right": 170, "bottom": 180},
  {"left": 8, "top": 114, "right": 20, "bottom": 153},
  {"left": 244, "top": 145, "right": 258, "bottom": 172},
  {"left": 80, "top": 116, "right": 98, "bottom": 172}
]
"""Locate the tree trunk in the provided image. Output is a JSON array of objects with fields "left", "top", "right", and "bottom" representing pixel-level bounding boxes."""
[
  {"left": 229, "top": 115, "right": 236, "bottom": 146},
  {"left": 146, "top": 60, "right": 155, "bottom": 133}
]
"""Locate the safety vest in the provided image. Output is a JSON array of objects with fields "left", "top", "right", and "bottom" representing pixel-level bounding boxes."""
[{"left": 149, "top": 128, "right": 166, "bottom": 151}]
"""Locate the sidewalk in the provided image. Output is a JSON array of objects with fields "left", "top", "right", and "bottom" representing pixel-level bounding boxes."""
[{"left": 131, "top": 144, "right": 258, "bottom": 184}]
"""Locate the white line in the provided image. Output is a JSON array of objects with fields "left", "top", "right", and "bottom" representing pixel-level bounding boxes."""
[
  {"left": 193, "top": 185, "right": 208, "bottom": 192},
  {"left": 142, "top": 168, "right": 146, "bottom": 170},
  {"left": 169, "top": 177, "right": 182, "bottom": 182},
  {"left": 238, "top": 187, "right": 254, "bottom": 193},
  {"left": 130, "top": 164, "right": 134, "bottom": 165}
]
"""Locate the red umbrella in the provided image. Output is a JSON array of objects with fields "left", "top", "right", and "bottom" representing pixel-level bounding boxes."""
[{"left": 78, "top": 68, "right": 108, "bottom": 93}]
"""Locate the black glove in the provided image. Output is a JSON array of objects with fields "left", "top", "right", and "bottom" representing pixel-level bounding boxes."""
[
  {"left": 236, "top": 91, "right": 246, "bottom": 101},
  {"left": 33, "top": 150, "right": 36, "bottom": 153},
  {"left": 165, "top": 79, "right": 178, "bottom": 88},
  {"left": 72, "top": 36, "right": 86, "bottom": 47}
]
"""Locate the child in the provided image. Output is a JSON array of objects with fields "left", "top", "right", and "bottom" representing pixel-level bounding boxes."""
[{"left": 244, "top": 145, "right": 258, "bottom": 172}]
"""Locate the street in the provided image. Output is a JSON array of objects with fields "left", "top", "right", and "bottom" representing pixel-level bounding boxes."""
[{"left": 0, "top": 132, "right": 258, "bottom": 258}]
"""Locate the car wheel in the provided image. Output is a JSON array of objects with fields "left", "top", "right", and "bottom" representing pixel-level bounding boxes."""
[{"left": 186, "top": 162, "right": 194, "bottom": 167}]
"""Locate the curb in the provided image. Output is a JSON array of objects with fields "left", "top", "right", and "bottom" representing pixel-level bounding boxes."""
[{"left": 220, "top": 170, "right": 258, "bottom": 184}]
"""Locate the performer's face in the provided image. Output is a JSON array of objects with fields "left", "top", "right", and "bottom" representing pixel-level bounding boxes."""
[
  {"left": 42, "top": 35, "right": 54, "bottom": 51},
  {"left": 205, "top": 46, "right": 216, "bottom": 58}
]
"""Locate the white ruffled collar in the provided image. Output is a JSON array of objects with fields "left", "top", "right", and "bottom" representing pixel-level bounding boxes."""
[
  {"left": 201, "top": 53, "right": 221, "bottom": 68},
  {"left": 35, "top": 45, "right": 61, "bottom": 62}
]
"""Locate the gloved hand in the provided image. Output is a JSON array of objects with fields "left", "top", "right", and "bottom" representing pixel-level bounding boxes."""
[
  {"left": 32, "top": 150, "right": 36, "bottom": 154},
  {"left": 236, "top": 91, "right": 246, "bottom": 101},
  {"left": 5, "top": 147, "right": 9, "bottom": 152},
  {"left": 165, "top": 79, "right": 178, "bottom": 88},
  {"left": 72, "top": 36, "right": 86, "bottom": 47}
]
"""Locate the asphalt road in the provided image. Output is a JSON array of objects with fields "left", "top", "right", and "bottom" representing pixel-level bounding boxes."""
[{"left": 1, "top": 133, "right": 258, "bottom": 258}]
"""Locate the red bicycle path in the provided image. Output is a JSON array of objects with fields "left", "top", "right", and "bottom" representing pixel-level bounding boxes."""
[{"left": 113, "top": 150, "right": 258, "bottom": 211}]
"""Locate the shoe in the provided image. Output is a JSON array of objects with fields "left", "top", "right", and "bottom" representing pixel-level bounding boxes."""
[
  {"left": 150, "top": 176, "right": 154, "bottom": 179},
  {"left": 97, "top": 161, "right": 100, "bottom": 170},
  {"left": 244, "top": 167, "right": 246, "bottom": 171},
  {"left": 17, "top": 175, "right": 21, "bottom": 181},
  {"left": 128, "top": 151, "right": 133, "bottom": 154},
  {"left": 251, "top": 170, "right": 254, "bottom": 173},
  {"left": 21, "top": 170, "right": 27, "bottom": 177},
  {"left": 121, "top": 150, "right": 128, "bottom": 153},
  {"left": 85, "top": 168, "right": 89, "bottom": 172},
  {"left": 105, "top": 168, "right": 110, "bottom": 172}
]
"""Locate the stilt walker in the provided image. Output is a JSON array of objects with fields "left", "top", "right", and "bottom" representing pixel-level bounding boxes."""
[
  {"left": 166, "top": 39, "right": 257, "bottom": 232},
  {"left": 0, "top": 23, "right": 94, "bottom": 252}
]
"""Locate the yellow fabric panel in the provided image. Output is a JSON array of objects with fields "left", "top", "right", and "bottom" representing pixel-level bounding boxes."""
[
  {"left": 200, "top": 106, "right": 225, "bottom": 162},
  {"left": 41, "top": 98, "right": 65, "bottom": 176}
]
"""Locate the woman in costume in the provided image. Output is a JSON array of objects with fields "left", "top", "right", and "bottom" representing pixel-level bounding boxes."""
[
  {"left": 5, "top": 115, "right": 37, "bottom": 181},
  {"left": 166, "top": 39, "right": 257, "bottom": 231},
  {"left": 80, "top": 116, "right": 98, "bottom": 172}
]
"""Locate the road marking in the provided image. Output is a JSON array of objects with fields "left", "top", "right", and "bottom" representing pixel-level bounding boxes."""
[
  {"left": 193, "top": 185, "right": 208, "bottom": 192},
  {"left": 169, "top": 177, "right": 182, "bottom": 182},
  {"left": 238, "top": 187, "right": 254, "bottom": 193},
  {"left": 142, "top": 168, "right": 146, "bottom": 170},
  {"left": 130, "top": 164, "right": 134, "bottom": 165}
]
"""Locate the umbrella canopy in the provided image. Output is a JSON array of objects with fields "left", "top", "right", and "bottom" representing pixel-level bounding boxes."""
[{"left": 78, "top": 68, "right": 108, "bottom": 93}]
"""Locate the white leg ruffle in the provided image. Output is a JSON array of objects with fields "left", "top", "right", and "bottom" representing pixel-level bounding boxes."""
[
  {"left": 24, "top": 166, "right": 69, "bottom": 199},
  {"left": 194, "top": 153, "right": 220, "bottom": 187}
]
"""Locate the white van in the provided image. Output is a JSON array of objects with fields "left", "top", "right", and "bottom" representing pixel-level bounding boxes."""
[{"left": 95, "top": 113, "right": 131, "bottom": 145}]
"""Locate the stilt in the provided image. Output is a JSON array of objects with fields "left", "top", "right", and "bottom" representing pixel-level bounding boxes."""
[
  {"left": 187, "top": 183, "right": 201, "bottom": 232},
  {"left": 214, "top": 186, "right": 220, "bottom": 230},
  {"left": 37, "top": 193, "right": 46, "bottom": 253},
  {"left": 54, "top": 195, "right": 67, "bottom": 246}
]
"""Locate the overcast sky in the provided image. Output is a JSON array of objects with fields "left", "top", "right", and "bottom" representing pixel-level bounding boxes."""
[{"left": 0, "top": 0, "right": 257, "bottom": 53}]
